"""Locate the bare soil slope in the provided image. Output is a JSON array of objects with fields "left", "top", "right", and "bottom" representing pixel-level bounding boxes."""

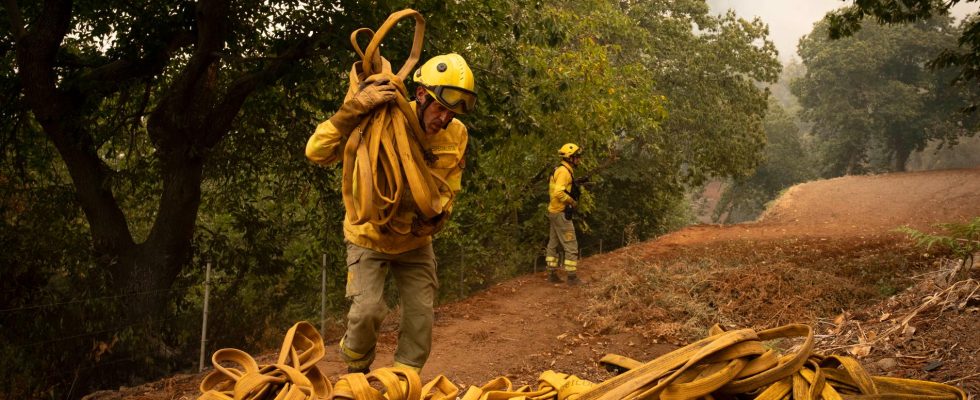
[{"left": 87, "top": 167, "right": 980, "bottom": 399}]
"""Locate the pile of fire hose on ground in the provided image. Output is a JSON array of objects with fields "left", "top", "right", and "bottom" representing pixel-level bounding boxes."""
[{"left": 196, "top": 321, "right": 966, "bottom": 400}]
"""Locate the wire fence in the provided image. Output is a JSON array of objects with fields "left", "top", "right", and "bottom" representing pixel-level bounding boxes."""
[
  {"left": 0, "top": 285, "right": 193, "bottom": 314},
  {"left": 3, "top": 285, "right": 189, "bottom": 350},
  {"left": 3, "top": 228, "right": 623, "bottom": 399},
  {"left": 1, "top": 273, "right": 240, "bottom": 382}
]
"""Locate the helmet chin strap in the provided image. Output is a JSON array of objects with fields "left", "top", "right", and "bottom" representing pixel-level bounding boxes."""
[{"left": 416, "top": 93, "right": 432, "bottom": 127}]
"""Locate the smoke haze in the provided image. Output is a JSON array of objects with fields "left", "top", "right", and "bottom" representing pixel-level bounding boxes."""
[{"left": 706, "top": 0, "right": 980, "bottom": 63}]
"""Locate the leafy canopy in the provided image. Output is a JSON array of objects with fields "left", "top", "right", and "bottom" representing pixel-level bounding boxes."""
[
  {"left": 794, "top": 15, "right": 978, "bottom": 175},
  {"left": 827, "top": 0, "right": 980, "bottom": 87}
]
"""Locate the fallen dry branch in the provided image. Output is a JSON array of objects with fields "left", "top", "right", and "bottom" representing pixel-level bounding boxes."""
[
  {"left": 814, "top": 274, "right": 980, "bottom": 395},
  {"left": 816, "top": 278, "right": 979, "bottom": 355}
]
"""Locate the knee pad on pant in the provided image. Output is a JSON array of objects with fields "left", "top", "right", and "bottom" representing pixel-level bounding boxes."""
[{"left": 348, "top": 299, "right": 388, "bottom": 325}]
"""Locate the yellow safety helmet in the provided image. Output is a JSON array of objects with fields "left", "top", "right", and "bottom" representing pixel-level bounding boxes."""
[
  {"left": 413, "top": 53, "right": 477, "bottom": 114},
  {"left": 558, "top": 143, "right": 582, "bottom": 158}
]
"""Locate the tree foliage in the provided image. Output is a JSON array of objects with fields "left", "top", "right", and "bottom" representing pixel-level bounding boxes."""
[
  {"left": 827, "top": 0, "right": 980, "bottom": 88},
  {"left": 712, "top": 59, "right": 817, "bottom": 223},
  {"left": 714, "top": 99, "right": 817, "bottom": 223},
  {"left": 1, "top": 0, "right": 778, "bottom": 397},
  {"left": 794, "top": 15, "right": 978, "bottom": 176},
  {"left": 1, "top": 0, "right": 360, "bottom": 396}
]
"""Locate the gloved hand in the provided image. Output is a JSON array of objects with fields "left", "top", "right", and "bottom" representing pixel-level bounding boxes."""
[
  {"left": 568, "top": 198, "right": 578, "bottom": 208},
  {"left": 411, "top": 211, "right": 448, "bottom": 237},
  {"left": 353, "top": 77, "right": 398, "bottom": 111},
  {"left": 330, "top": 76, "right": 399, "bottom": 137}
]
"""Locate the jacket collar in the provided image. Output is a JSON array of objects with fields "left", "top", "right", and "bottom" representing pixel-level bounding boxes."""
[{"left": 560, "top": 160, "right": 574, "bottom": 174}]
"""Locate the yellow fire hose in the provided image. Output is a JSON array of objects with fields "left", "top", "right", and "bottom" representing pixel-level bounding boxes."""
[
  {"left": 197, "top": 321, "right": 966, "bottom": 400},
  {"left": 198, "top": 322, "right": 331, "bottom": 400},
  {"left": 341, "top": 9, "right": 452, "bottom": 234}
]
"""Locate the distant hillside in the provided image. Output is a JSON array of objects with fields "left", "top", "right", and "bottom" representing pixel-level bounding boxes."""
[{"left": 759, "top": 167, "right": 980, "bottom": 234}]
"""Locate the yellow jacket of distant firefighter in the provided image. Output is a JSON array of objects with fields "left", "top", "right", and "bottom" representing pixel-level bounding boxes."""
[{"left": 549, "top": 161, "right": 575, "bottom": 214}]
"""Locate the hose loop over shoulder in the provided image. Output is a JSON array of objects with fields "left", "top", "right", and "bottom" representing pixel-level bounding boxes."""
[
  {"left": 340, "top": 9, "right": 452, "bottom": 229},
  {"left": 351, "top": 9, "right": 425, "bottom": 80}
]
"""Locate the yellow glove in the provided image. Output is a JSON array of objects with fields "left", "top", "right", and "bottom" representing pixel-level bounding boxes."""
[{"left": 329, "top": 77, "right": 398, "bottom": 137}]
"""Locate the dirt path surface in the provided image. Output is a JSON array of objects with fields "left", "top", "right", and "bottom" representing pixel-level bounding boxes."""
[
  {"left": 88, "top": 167, "right": 980, "bottom": 399},
  {"left": 418, "top": 167, "right": 980, "bottom": 385}
]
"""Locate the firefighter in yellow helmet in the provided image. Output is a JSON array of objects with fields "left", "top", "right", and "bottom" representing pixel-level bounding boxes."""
[
  {"left": 305, "top": 53, "right": 476, "bottom": 373},
  {"left": 546, "top": 143, "right": 583, "bottom": 285}
]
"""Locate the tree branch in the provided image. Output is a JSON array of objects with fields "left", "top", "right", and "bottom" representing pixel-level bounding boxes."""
[
  {"left": 176, "top": 0, "right": 228, "bottom": 97},
  {"left": 11, "top": 0, "right": 137, "bottom": 254},
  {"left": 14, "top": 0, "right": 72, "bottom": 96},
  {"left": 147, "top": 0, "right": 228, "bottom": 147},
  {"left": 203, "top": 32, "right": 329, "bottom": 147},
  {"left": 81, "top": 31, "right": 195, "bottom": 84}
]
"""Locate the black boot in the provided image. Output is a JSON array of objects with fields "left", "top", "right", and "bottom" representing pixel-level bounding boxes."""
[
  {"left": 566, "top": 273, "right": 580, "bottom": 286},
  {"left": 548, "top": 269, "right": 563, "bottom": 283}
]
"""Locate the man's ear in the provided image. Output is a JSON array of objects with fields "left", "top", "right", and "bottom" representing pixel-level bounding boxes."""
[{"left": 415, "top": 85, "right": 428, "bottom": 101}]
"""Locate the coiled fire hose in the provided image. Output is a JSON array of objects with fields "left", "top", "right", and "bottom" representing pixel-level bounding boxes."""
[
  {"left": 198, "top": 322, "right": 966, "bottom": 400},
  {"left": 341, "top": 9, "right": 452, "bottom": 234},
  {"left": 198, "top": 322, "right": 330, "bottom": 400}
]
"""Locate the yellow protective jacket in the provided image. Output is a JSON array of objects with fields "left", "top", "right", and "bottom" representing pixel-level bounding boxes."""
[
  {"left": 548, "top": 161, "right": 575, "bottom": 214},
  {"left": 306, "top": 102, "right": 467, "bottom": 254}
]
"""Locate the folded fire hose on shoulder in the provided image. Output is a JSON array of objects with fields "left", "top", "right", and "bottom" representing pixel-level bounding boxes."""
[
  {"left": 197, "top": 322, "right": 966, "bottom": 400},
  {"left": 340, "top": 9, "right": 453, "bottom": 236}
]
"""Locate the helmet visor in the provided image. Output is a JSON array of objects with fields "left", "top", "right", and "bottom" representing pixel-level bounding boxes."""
[{"left": 429, "top": 85, "right": 477, "bottom": 114}]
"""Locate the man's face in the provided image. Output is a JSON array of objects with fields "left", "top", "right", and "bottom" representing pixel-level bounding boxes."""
[
  {"left": 418, "top": 88, "right": 457, "bottom": 134},
  {"left": 421, "top": 98, "right": 456, "bottom": 134}
]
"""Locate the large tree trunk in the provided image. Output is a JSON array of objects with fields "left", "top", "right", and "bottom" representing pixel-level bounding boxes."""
[
  {"left": 8, "top": 0, "right": 206, "bottom": 322},
  {"left": 892, "top": 136, "right": 911, "bottom": 172},
  {"left": 110, "top": 155, "right": 205, "bottom": 318},
  {"left": 22, "top": 109, "right": 205, "bottom": 321},
  {"left": 893, "top": 146, "right": 911, "bottom": 172},
  {"left": 8, "top": 0, "right": 324, "bottom": 323}
]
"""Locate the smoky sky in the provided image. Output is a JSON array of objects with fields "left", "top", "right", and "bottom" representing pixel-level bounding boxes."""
[{"left": 706, "top": 0, "right": 979, "bottom": 63}]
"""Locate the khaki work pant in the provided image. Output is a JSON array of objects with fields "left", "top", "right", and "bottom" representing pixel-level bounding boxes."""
[
  {"left": 340, "top": 242, "right": 437, "bottom": 370},
  {"left": 545, "top": 211, "right": 579, "bottom": 272}
]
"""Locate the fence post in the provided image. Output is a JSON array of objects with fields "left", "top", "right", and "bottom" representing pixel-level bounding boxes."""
[
  {"left": 599, "top": 239, "right": 603, "bottom": 255},
  {"left": 321, "top": 253, "right": 327, "bottom": 334},
  {"left": 199, "top": 261, "right": 212, "bottom": 372},
  {"left": 459, "top": 243, "right": 464, "bottom": 299}
]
